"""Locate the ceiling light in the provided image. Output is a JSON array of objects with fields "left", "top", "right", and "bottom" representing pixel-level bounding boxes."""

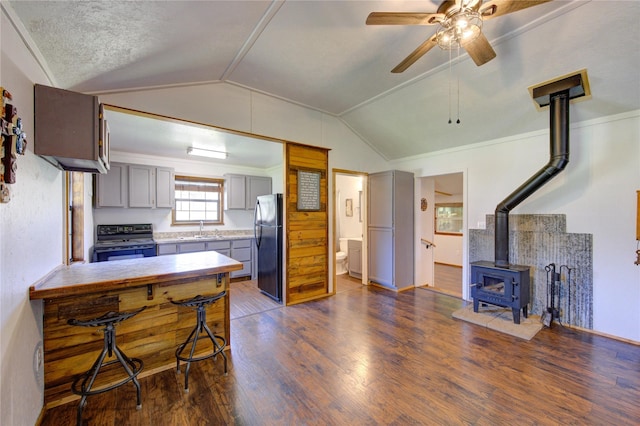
[
  {"left": 187, "top": 147, "right": 227, "bottom": 159},
  {"left": 436, "top": 8, "right": 482, "bottom": 50}
]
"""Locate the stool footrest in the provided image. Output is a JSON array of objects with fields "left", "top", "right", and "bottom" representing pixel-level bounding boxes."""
[
  {"left": 176, "top": 335, "right": 226, "bottom": 363},
  {"left": 71, "top": 357, "right": 143, "bottom": 397}
]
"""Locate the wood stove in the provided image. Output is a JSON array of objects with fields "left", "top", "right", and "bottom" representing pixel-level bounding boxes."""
[
  {"left": 470, "top": 71, "right": 589, "bottom": 324},
  {"left": 471, "top": 261, "right": 530, "bottom": 324}
]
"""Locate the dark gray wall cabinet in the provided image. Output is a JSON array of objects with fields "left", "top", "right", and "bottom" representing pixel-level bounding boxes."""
[{"left": 34, "top": 84, "right": 109, "bottom": 173}]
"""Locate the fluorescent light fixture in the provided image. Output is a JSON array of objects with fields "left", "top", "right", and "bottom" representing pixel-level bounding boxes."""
[{"left": 187, "top": 147, "right": 227, "bottom": 159}]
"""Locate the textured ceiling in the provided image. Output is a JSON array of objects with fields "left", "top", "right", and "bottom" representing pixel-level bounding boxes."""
[{"left": 5, "top": 0, "right": 640, "bottom": 164}]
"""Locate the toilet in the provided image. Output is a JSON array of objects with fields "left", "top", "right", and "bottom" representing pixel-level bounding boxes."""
[{"left": 336, "top": 238, "right": 348, "bottom": 275}]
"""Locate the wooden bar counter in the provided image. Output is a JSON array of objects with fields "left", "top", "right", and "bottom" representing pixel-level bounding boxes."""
[{"left": 29, "top": 251, "right": 242, "bottom": 408}]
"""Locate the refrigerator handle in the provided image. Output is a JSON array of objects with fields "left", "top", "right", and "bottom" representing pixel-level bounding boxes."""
[{"left": 254, "top": 200, "right": 262, "bottom": 249}]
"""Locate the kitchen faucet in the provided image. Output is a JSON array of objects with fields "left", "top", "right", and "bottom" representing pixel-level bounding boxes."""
[{"left": 199, "top": 220, "right": 204, "bottom": 237}]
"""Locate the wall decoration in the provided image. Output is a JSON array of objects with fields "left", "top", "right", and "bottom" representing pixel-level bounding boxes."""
[
  {"left": 421, "top": 197, "right": 428, "bottom": 211},
  {"left": 297, "top": 169, "right": 321, "bottom": 211},
  {"left": 345, "top": 198, "right": 353, "bottom": 217},
  {"left": 1, "top": 87, "right": 27, "bottom": 203}
]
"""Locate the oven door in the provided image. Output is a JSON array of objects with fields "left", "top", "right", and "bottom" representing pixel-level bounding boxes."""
[{"left": 93, "top": 245, "right": 156, "bottom": 262}]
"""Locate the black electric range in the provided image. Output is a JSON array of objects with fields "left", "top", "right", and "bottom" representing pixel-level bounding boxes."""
[{"left": 92, "top": 224, "right": 156, "bottom": 262}]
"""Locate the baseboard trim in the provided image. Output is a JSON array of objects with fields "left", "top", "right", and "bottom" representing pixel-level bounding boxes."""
[{"left": 434, "top": 262, "right": 462, "bottom": 268}]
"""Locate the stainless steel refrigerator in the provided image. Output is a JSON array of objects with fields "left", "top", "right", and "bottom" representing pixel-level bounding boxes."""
[{"left": 254, "top": 193, "right": 283, "bottom": 302}]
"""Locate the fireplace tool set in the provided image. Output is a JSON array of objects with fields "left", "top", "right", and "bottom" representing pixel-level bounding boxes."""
[{"left": 542, "top": 263, "right": 573, "bottom": 328}]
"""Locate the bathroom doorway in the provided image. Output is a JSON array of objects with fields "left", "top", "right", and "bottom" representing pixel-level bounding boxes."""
[{"left": 332, "top": 169, "right": 367, "bottom": 293}]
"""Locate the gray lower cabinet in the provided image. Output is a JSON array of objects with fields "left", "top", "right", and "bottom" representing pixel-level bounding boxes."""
[
  {"left": 156, "top": 243, "right": 177, "bottom": 255},
  {"left": 348, "top": 239, "right": 362, "bottom": 278},
  {"left": 178, "top": 242, "right": 206, "bottom": 253},
  {"left": 368, "top": 170, "right": 414, "bottom": 289},
  {"left": 230, "top": 239, "right": 252, "bottom": 278},
  {"left": 157, "top": 238, "right": 253, "bottom": 278}
]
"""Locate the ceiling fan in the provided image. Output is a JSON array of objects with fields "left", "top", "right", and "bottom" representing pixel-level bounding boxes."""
[{"left": 367, "top": 0, "right": 552, "bottom": 73}]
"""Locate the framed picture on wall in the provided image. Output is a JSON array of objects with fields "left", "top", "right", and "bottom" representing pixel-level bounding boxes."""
[
  {"left": 297, "top": 170, "right": 321, "bottom": 211},
  {"left": 346, "top": 198, "right": 353, "bottom": 217}
]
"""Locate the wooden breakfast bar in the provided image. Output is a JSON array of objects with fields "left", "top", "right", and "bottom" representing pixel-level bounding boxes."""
[{"left": 29, "top": 251, "right": 242, "bottom": 408}]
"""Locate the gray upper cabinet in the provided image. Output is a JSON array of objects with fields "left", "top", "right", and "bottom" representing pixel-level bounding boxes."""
[
  {"left": 95, "top": 162, "right": 174, "bottom": 208},
  {"left": 225, "top": 174, "right": 247, "bottom": 210},
  {"left": 155, "top": 167, "right": 175, "bottom": 208},
  {"left": 367, "top": 170, "right": 414, "bottom": 290},
  {"left": 225, "top": 174, "right": 271, "bottom": 210},
  {"left": 95, "top": 163, "right": 127, "bottom": 207},
  {"left": 129, "top": 164, "right": 155, "bottom": 208},
  {"left": 246, "top": 176, "right": 272, "bottom": 211}
]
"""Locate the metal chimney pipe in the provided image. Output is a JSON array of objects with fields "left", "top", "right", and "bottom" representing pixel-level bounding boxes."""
[{"left": 494, "top": 91, "right": 570, "bottom": 267}]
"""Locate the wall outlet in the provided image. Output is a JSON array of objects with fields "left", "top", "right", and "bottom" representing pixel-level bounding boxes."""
[{"left": 34, "top": 343, "right": 43, "bottom": 373}]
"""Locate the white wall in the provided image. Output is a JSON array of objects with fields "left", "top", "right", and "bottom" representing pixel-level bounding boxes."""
[
  {"left": 1, "top": 9, "right": 63, "bottom": 425},
  {"left": 98, "top": 85, "right": 389, "bottom": 174},
  {"left": 335, "top": 174, "right": 363, "bottom": 241},
  {"left": 415, "top": 177, "right": 435, "bottom": 287},
  {"left": 433, "top": 235, "right": 463, "bottom": 266},
  {"left": 394, "top": 111, "right": 640, "bottom": 342}
]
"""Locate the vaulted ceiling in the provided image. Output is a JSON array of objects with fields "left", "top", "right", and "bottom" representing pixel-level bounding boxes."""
[{"left": 4, "top": 1, "right": 640, "bottom": 164}]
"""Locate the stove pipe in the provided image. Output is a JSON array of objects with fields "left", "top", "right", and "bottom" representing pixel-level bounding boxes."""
[
  {"left": 493, "top": 70, "right": 590, "bottom": 268},
  {"left": 494, "top": 91, "right": 570, "bottom": 268}
]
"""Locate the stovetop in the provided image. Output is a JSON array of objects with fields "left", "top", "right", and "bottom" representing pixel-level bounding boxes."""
[
  {"left": 94, "top": 239, "right": 155, "bottom": 248},
  {"left": 95, "top": 224, "right": 155, "bottom": 248}
]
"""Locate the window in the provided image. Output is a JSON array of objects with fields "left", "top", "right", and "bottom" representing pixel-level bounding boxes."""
[
  {"left": 435, "top": 203, "right": 463, "bottom": 235},
  {"left": 172, "top": 175, "right": 224, "bottom": 225}
]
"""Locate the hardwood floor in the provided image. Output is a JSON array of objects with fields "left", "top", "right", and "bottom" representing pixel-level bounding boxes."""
[
  {"left": 229, "top": 279, "right": 280, "bottom": 320},
  {"left": 40, "top": 285, "right": 640, "bottom": 425},
  {"left": 433, "top": 262, "right": 463, "bottom": 298},
  {"left": 335, "top": 273, "right": 363, "bottom": 294}
]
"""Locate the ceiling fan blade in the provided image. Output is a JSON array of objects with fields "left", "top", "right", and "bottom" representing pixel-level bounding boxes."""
[
  {"left": 480, "top": 0, "right": 552, "bottom": 20},
  {"left": 462, "top": 33, "right": 497, "bottom": 66},
  {"left": 391, "top": 34, "right": 438, "bottom": 73},
  {"left": 366, "top": 12, "right": 444, "bottom": 25}
]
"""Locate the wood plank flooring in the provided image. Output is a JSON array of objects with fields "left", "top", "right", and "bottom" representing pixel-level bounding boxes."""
[
  {"left": 40, "top": 284, "right": 640, "bottom": 425},
  {"left": 433, "top": 262, "right": 463, "bottom": 298},
  {"left": 229, "top": 279, "right": 280, "bottom": 320}
]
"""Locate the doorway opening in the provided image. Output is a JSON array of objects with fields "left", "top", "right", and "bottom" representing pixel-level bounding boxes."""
[
  {"left": 332, "top": 169, "right": 367, "bottom": 294},
  {"left": 416, "top": 172, "right": 464, "bottom": 299}
]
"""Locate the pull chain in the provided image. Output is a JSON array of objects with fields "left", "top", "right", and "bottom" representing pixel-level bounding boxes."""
[
  {"left": 448, "top": 47, "right": 452, "bottom": 124},
  {"left": 456, "top": 45, "right": 461, "bottom": 124}
]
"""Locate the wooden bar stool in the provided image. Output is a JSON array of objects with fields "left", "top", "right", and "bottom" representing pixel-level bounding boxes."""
[
  {"left": 171, "top": 291, "right": 228, "bottom": 392},
  {"left": 67, "top": 306, "right": 146, "bottom": 426}
]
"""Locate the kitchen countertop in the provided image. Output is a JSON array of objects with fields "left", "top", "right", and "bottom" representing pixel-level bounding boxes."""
[
  {"left": 154, "top": 232, "right": 254, "bottom": 244},
  {"left": 29, "top": 251, "right": 243, "bottom": 300}
]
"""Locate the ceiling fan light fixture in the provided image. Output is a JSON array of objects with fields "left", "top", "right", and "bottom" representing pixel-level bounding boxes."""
[
  {"left": 187, "top": 147, "right": 227, "bottom": 159},
  {"left": 436, "top": 8, "right": 482, "bottom": 50}
]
